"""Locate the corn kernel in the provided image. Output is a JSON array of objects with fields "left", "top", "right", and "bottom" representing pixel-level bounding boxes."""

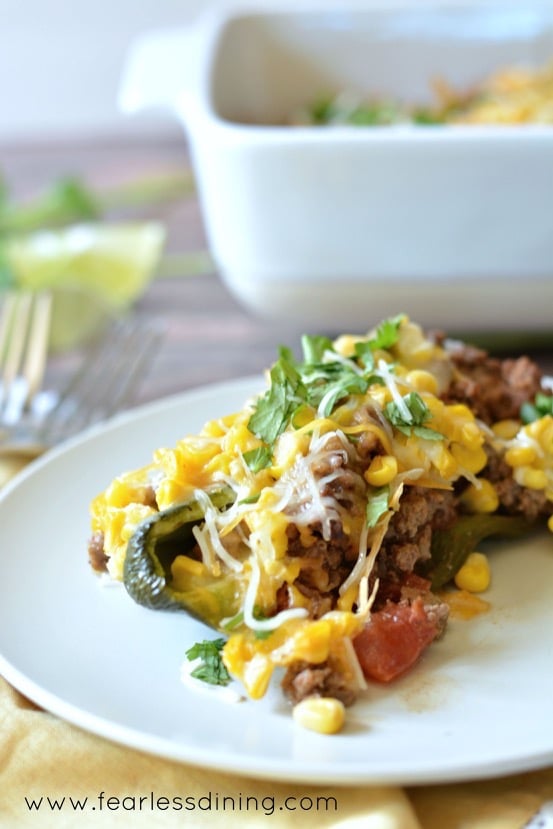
[
  {"left": 446, "top": 403, "right": 475, "bottom": 422},
  {"left": 505, "top": 445, "right": 537, "bottom": 467},
  {"left": 536, "top": 420, "right": 553, "bottom": 453},
  {"left": 406, "top": 370, "right": 438, "bottom": 394},
  {"left": 364, "top": 454, "right": 398, "bottom": 486},
  {"left": 460, "top": 479, "right": 499, "bottom": 513},
  {"left": 526, "top": 416, "right": 553, "bottom": 441},
  {"left": 293, "top": 697, "right": 346, "bottom": 735},
  {"left": 454, "top": 552, "right": 491, "bottom": 593},
  {"left": 333, "top": 334, "right": 360, "bottom": 357},
  {"left": 492, "top": 419, "right": 521, "bottom": 440},
  {"left": 514, "top": 466, "right": 548, "bottom": 491},
  {"left": 548, "top": 514, "right": 553, "bottom": 533},
  {"left": 432, "top": 445, "right": 457, "bottom": 478},
  {"left": 460, "top": 421, "right": 484, "bottom": 451},
  {"left": 450, "top": 443, "right": 488, "bottom": 475}
]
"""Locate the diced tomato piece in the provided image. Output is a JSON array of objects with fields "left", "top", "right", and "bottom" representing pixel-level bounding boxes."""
[{"left": 353, "top": 597, "right": 439, "bottom": 683}]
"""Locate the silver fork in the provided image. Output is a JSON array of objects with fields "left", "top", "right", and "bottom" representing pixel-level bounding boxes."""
[
  {"left": 0, "top": 313, "right": 163, "bottom": 456},
  {"left": 0, "top": 290, "right": 52, "bottom": 427}
]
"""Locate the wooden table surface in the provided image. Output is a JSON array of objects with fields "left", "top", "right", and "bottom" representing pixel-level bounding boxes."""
[
  {"left": 2, "top": 136, "right": 312, "bottom": 407},
  {"left": 3, "top": 135, "right": 553, "bottom": 410}
]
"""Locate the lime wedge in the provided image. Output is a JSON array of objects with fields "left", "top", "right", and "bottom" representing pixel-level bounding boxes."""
[{"left": 5, "top": 221, "right": 166, "bottom": 309}]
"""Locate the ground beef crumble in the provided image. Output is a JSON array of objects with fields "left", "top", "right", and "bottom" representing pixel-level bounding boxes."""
[
  {"left": 438, "top": 338, "right": 543, "bottom": 424},
  {"left": 88, "top": 531, "right": 108, "bottom": 573},
  {"left": 281, "top": 659, "right": 359, "bottom": 707},
  {"left": 484, "top": 446, "right": 550, "bottom": 521},
  {"left": 377, "top": 487, "right": 458, "bottom": 579}
]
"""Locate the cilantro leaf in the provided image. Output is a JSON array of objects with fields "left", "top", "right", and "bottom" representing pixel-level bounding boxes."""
[
  {"left": 248, "top": 354, "right": 303, "bottom": 445},
  {"left": 248, "top": 316, "right": 405, "bottom": 444},
  {"left": 368, "top": 315, "right": 404, "bottom": 351},
  {"left": 185, "top": 638, "right": 231, "bottom": 686},
  {"left": 354, "top": 340, "right": 376, "bottom": 371},
  {"left": 384, "top": 391, "right": 443, "bottom": 440},
  {"left": 412, "top": 425, "right": 444, "bottom": 441},
  {"left": 242, "top": 446, "right": 272, "bottom": 472},
  {"left": 366, "top": 486, "right": 390, "bottom": 527},
  {"left": 301, "top": 334, "right": 335, "bottom": 364},
  {"left": 521, "top": 392, "right": 553, "bottom": 424},
  {"left": 314, "top": 371, "right": 372, "bottom": 417}
]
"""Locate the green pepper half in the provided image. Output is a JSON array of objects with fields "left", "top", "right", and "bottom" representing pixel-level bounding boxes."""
[
  {"left": 123, "top": 484, "right": 243, "bottom": 628},
  {"left": 421, "top": 513, "right": 532, "bottom": 590}
]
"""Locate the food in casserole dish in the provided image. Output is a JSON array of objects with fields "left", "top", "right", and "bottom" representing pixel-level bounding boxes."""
[
  {"left": 298, "top": 59, "right": 553, "bottom": 126},
  {"left": 88, "top": 316, "right": 553, "bottom": 733}
]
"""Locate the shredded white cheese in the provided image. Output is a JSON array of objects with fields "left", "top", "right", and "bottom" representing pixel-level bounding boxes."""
[
  {"left": 193, "top": 489, "right": 243, "bottom": 573},
  {"left": 242, "top": 556, "right": 308, "bottom": 632},
  {"left": 377, "top": 358, "right": 412, "bottom": 422}
]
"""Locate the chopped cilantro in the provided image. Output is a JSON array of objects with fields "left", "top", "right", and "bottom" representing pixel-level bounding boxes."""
[
  {"left": 243, "top": 446, "right": 272, "bottom": 472},
  {"left": 247, "top": 315, "right": 406, "bottom": 446},
  {"left": 185, "top": 638, "right": 231, "bottom": 686},
  {"left": 366, "top": 486, "right": 390, "bottom": 528},
  {"left": 521, "top": 392, "right": 553, "bottom": 424},
  {"left": 353, "top": 340, "right": 376, "bottom": 371},
  {"left": 384, "top": 391, "right": 444, "bottom": 440},
  {"left": 368, "top": 315, "right": 404, "bottom": 351},
  {"left": 247, "top": 354, "right": 304, "bottom": 445},
  {"left": 301, "top": 334, "right": 334, "bottom": 364},
  {"left": 308, "top": 364, "right": 376, "bottom": 417}
]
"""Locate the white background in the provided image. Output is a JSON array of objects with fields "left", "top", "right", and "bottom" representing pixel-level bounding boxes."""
[{"left": 0, "top": 0, "right": 211, "bottom": 142}]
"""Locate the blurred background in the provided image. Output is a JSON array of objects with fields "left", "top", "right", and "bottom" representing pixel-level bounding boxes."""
[
  {"left": 1, "top": 0, "right": 552, "bottom": 392},
  {"left": 2, "top": 0, "right": 371, "bottom": 142},
  {"left": 1, "top": 0, "right": 210, "bottom": 142}
]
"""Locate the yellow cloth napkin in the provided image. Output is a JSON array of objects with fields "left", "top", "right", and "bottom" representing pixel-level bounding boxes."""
[
  {"left": 0, "top": 677, "right": 417, "bottom": 828},
  {"left": 1, "top": 676, "right": 552, "bottom": 829}
]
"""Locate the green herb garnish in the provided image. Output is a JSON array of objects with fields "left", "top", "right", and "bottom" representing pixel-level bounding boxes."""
[
  {"left": 247, "top": 353, "right": 304, "bottom": 445},
  {"left": 248, "top": 315, "right": 406, "bottom": 454},
  {"left": 185, "top": 638, "right": 231, "bottom": 686},
  {"left": 384, "top": 391, "right": 444, "bottom": 440},
  {"left": 366, "top": 486, "right": 390, "bottom": 528},
  {"left": 368, "top": 314, "right": 404, "bottom": 351},
  {"left": 242, "top": 446, "right": 273, "bottom": 472},
  {"left": 521, "top": 392, "right": 553, "bottom": 424}
]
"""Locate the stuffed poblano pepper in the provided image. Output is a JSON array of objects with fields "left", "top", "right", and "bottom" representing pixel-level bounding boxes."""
[{"left": 88, "top": 315, "right": 553, "bottom": 732}]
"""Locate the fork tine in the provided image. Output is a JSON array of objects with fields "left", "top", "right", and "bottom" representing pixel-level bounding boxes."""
[
  {"left": 21, "top": 292, "right": 52, "bottom": 403},
  {"left": 38, "top": 315, "right": 162, "bottom": 445},
  {"left": 0, "top": 292, "right": 32, "bottom": 405},
  {"left": 84, "top": 319, "right": 162, "bottom": 420},
  {"left": 0, "top": 291, "right": 51, "bottom": 423},
  {"left": 0, "top": 293, "right": 18, "bottom": 375}
]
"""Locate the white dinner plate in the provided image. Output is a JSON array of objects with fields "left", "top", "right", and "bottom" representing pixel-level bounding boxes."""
[{"left": 1, "top": 376, "right": 552, "bottom": 786}]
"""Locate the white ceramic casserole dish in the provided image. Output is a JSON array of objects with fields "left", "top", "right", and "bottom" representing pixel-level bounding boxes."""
[{"left": 120, "top": 1, "right": 553, "bottom": 336}]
